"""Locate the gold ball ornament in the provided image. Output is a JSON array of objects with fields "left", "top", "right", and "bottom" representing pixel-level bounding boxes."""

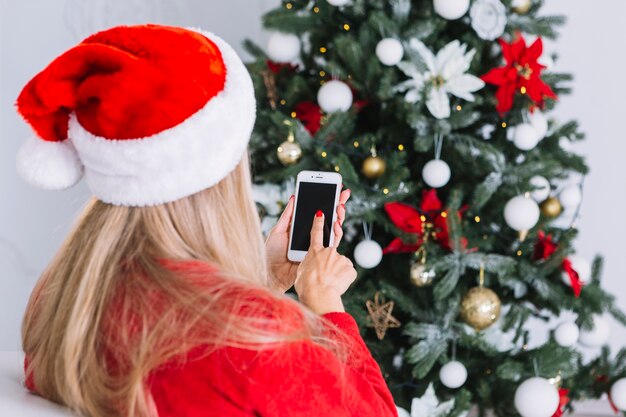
[
  {"left": 512, "top": 0, "right": 532, "bottom": 14},
  {"left": 362, "top": 155, "right": 386, "bottom": 179},
  {"left": 540, "top": 196, "right": 562, "bottom": 218},
  {"left": 277, "top": 138, "right": 302, "bottom": 166},
  {"left": 460, "top": 286, "right": 501, "bottom": 330},
  {"left": 410, "top": 262, "right": 436, "bottom": 287}
]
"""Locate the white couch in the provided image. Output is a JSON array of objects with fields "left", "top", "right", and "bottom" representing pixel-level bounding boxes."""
[{"left": 0, "top": 351, "right": 74, "bottom": 416}]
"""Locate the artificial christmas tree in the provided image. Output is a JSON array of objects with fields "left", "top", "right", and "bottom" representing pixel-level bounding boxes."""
[{"left": 245, "top": 0, "right": 626, "bottom": 414}]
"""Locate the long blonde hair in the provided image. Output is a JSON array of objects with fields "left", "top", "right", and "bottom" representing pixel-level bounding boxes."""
[{"left": 22, "top": 152, "right": 344, "bottom": 417}]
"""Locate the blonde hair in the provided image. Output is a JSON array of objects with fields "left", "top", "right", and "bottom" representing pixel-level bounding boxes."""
[{"left": 22, "top": 152, "right": 345, "bottom": 417}]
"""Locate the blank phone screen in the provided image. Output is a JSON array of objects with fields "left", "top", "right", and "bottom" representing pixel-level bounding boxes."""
[{"left": 290, "top": 182, "right": 337, "bottom": 251}]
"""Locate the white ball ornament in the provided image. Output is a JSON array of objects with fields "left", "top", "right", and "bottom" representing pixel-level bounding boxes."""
[
  {"left": 353, "top": 240, "right": 383, "bottom": 269},
  {"left": 439, "top": 361, "right": 468, "bottom": 389},
  {"left": 266, "top": 32, "right": 301, "bottom": 63},
  {"left": 433, "top": 0, "right": 470, "bottom": 20},
  {"left": 514, "top": 377, "right": 560, "bottom": 417},
  {"left": 317, "top": 80, "right": 353, "bottom": 113},
  {"left": 529, "top": 176, "right": 550, "bottom": 202},
  {"left": 578, "top": 314, "right": 610, "bottom": 347},
  {"left": 326, "top": 0, "right": 351, "bottom": 6},
  {"left": 561, "top": 255, "right": 591, "bottom": 286},
  {"left": 610, "top": 378, "right": 626, "bottom": 411},
  {"left": 513, "top": 123, "right": 541, "bottom": 151},
  {"left": 529, "top": 110, "right": 548, "bottom": 139},
  {"left": 554, "top": 322, "right": 579, "bottom": 347},
  {"left": 504, "top": 195, "right": 540, "bottom": 232},
  {"left": 376, "top": 38, "right": 404, "bottom": 66},
  {"left": 422, "top": 159, "right": 451, "bottom": 188},
  {"left": 559, "top": 185, "right": 582, "bottom": 209}
]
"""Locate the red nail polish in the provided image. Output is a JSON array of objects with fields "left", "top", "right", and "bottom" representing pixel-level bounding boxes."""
[
  {"left": 315, "top": 210, "right": 323, "bottom": 217},
  {"left": 340, "top": 203, "right": 345, "bottom": 209}
]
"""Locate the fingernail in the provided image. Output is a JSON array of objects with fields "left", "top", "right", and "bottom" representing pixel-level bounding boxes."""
[
  {"left": 346, "top": 188, "right": 351, "bottom": 194},
  {"left": 289, "top": 194, "right": 294, "bottom": 201},
  {"left": 315, "top": 210, "right": 323, "bottom": 217},
  {"left": 340, "top": 203, "right": 345, "bottom": 209}
]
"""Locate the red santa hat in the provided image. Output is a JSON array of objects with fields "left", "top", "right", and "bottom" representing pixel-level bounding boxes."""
[{"left": 15, "top": 24, "right": 255, "bottom": 206}]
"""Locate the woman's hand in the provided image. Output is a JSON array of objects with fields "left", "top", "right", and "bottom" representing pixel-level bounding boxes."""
[
  {"left": 265, "top": 188, "right": 351, "bottom": 293},
  {"left": 294, "top": 210, "right": 358, "bottom": 315}
]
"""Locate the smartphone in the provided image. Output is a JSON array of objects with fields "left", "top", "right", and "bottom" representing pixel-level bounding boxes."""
[{"left": 287, "top": 170, "right": 342, "bottom": 262}]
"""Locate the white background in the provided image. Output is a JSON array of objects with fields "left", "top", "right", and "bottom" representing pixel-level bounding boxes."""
[{"left": 1, "top": 0, "right": 624, "bottom": 358}]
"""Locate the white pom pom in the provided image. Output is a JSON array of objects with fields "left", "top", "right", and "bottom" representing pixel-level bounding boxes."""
[
  {"left": 559, "top": 185, "right": 582, "bottom": 209},
  {"left": 433, "top": 0, "right": 470, "bottom": 19},
  {"left": 578, "top": 314, "right": 610, "bottom": 347},
  {"left": 529, "top": 175, "right": 550, "bottom": 202},
  {"left": 504, "top": 195, "right": 540, "bottom": 231},
  {"left": 376, "top": 38, "right": 404, "bottom": 66},
  {"left": 514, "top": 377, "right": 560, "bottom": 417},
  {"left": 513, "top": 123, "right": 541, "bottom": 151},
  {"left": 353, "top": 239, "right": 383, "bottom": 269},
  {"left": 439, "top": 361, "right": 467, "bottom": 389},
  {"left": 554, "top": 321, "right": 579, "bottom": 347},
  {"left": 561, "top": 255, "right": 591, "bottom": 286},
  {"left": 327, "top": 0, "right": 351, "bottom": 5},
  {"left": 16, "top": 136, "right": 83, "bottom": 190},
  {"left": 267, "top": 32, "right": 301, "bottom": 63},
  {"left": 610, "top": 378, "right": 626, "bottom": 411},
  {"left": 317, "top": 80, "right": 353, "bottom": 113},
  {"left": 422, "top": 159, "right": 451, "bottom": 188}
]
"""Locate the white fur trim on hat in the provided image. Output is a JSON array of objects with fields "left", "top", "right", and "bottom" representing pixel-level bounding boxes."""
[
  {"left": 66, "top": 29, "right": 256, "bottom": 206},
  {"left": 16, "top": 135, "right": 84, "bottom": 190}
]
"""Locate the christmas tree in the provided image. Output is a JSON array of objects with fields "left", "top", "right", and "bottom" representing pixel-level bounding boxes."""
[{"left": 244, "top": 0, "right": 626, "bottom": 415}]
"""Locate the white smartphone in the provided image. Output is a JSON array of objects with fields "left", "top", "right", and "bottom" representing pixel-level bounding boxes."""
[{"left": 287, "top": 170, "right": 342, "bottom": 262}]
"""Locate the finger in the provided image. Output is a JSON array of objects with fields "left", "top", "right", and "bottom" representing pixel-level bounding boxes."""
[
  {"left": 333, "top": 219, "right": 344, "bottom": 247},
  {"left": 335, "top": 203, "right": 346, "bottom": 226},
  {"left": 338, "top": 189, "right": 351, "bottom": 206},
  {"left": 273, "top": 195, "right": 295, "bottom": 233},
  {"left": 309, "top": 210, "right": 325, "bottom": 249}
]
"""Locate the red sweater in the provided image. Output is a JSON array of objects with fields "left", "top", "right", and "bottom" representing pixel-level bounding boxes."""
[{"left": 147, "top": 311, "right": 397, "bottom": 416}]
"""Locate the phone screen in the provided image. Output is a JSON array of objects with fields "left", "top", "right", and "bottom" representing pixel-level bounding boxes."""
[{"left": 290, "top": 182, "right": 337, "bottom": 251}]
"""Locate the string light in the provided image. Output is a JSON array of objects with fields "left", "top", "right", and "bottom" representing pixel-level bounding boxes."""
[
  {"left": 353, "top": 140, "right": 359, "bottom": 147},
  {"left": 383, "top": 188, "right": 389, "bottom": 194},
  {"left": 517, "top": 250, "right": 523, "bottom": 256},
  {"left": 280, "top": 99, "right": 286, "bottom": 105},
  {"left": 321, "top": 151, "right": 327, "bottom": 158},
  {"left": 456, "top": 105, "right": 462, "bottom": 111},
  {"left": 441, "top": 212, "right": 448, "bottom": 218},
  {"left": 520, "top": 86, "right": 527, "bottom": 94},
  {"left": 398, "top": 144, "right": 404, "bottom": 151},
  {"left": 501, "top": 122, "right": 507, "bottom": 128},
  {"left": 334, "top": 165, "right": 340, "bottom": 172},
  {"left": 319, "top": 70, "right": 326, "bottom": 77},
  {"left": 474, "top": 216, "right": 481, "bottom": 223},
  {"left": 285, "top": 2, "right": 293, "bottom": 9},
  {"left": 290, "top": 111, "right": 297, "bottom": 118},
  {"left": 420, "top": 215, "right": 427, "bottom": 222},
  {"left": 313, "top": 6, "right": 320, "bottom": 13},
  {"left": 343, "top": 23, "right": 350, "bottom": 31},
  {"left": 319, "top": 46, "right": 327, "bottom": 54}
]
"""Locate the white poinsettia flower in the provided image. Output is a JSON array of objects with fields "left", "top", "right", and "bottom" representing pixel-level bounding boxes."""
[
  {"left": 395, "top": 39, "right": 485, "bottom": 119},
  {"left": 396, "top": 383, "right": 457, "bottom": 417}
]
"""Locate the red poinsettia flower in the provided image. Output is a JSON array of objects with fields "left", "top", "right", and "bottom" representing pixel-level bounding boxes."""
[
  {"left": 551, "top": 388, "right": 570, "bottom": 417},
  {"left": 294, "top": 101, "right": 322, "bottom": 135},
  {"left": 383, "top": 189, "right": 465, "bottom": 254},
  {"left": 533, "top": 231, "right": 583, "bottom": 297},
  {"left": 481, "top": 34, "right": 557, "bottom": 114}
]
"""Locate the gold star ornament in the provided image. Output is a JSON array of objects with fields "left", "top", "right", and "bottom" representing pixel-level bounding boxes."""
[{"left": 366, "top": 291, "right": 401, "bottom": 340}]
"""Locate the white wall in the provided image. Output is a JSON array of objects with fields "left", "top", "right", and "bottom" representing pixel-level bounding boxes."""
[{"left": 1, "top": 1, "right": 624, "bottom": 355}]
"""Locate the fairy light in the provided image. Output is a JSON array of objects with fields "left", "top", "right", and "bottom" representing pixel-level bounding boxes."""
[
  {"left": 517, "top": 250, "right": 523, "bottom": 256},
  {"left": 313, "top": 6, "right": 320, "bottom": 13},
  {"left": 501, "top": 122, "right": 507, "bottom": 128},
  {"left": 441, "top": 212, "right": 448, "bottom": 218},
  {"left": 456, "top": 105, "right": 462, "bottom": 111},
  {"left": 383, "top": 188, "right": 389, "bottom": 194},
  {"left": 334, "top": 165, "right": 340, "bottom": 172},
  {"left": 420, "top": 215, "right": 427, "bottom": 222},
  {"left": 285, "top": 2, "right": 293, "bottom": 9},
  {"left": 319, "top": 46, "right": 327, "bottom": 54},
  {"left": 321, "top": 151, "right": 327, "bottom": 158},
  {"left": 280, "top": 99, "right": 286, "bottom": 105},
  {"left": 398, "top": 144, "right": 404, "bottom": 151},
  {"left": 353, "top": 140, "right": 359, "bottom": 147},
  {"left": 319, "top": 70, "right": 326, "bottom": 77},
  {"left": 290, "top": 111, "right": 297, "bottom": 118},
  {"left": 343, "top": 23, "right": 350, "bottom": 31},
  {"left": 520, "top": 86, "right": 527, "bottom": 94},
  {"left": 474, "top": 216, "right": 481, "bottom": 223}
]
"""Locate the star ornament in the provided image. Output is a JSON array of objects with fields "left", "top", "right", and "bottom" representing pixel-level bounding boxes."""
[
  {"left": 481, "top": 33, "right": 557, "bottom": 114},
  {"left": 366, "top": 292, "right": 401, "bottom": 340}
]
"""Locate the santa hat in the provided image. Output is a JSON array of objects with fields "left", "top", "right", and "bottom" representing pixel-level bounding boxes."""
[{"left": 15, "top": 24, "right": 255, "bottom": 206}]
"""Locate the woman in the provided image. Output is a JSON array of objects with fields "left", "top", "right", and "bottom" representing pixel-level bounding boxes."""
[{"left": 15, "top": 24, "right": 397, "bottom": 417}]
